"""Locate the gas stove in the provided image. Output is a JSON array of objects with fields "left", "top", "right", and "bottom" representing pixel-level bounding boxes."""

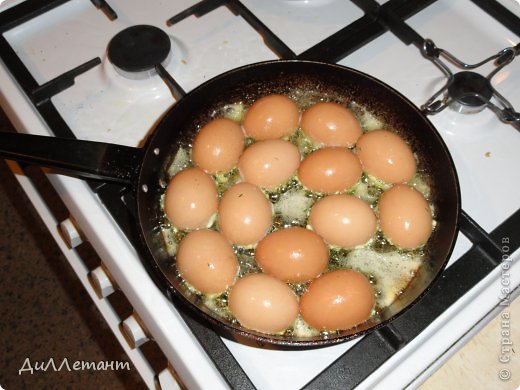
[{"left": 0, "top": 0, "right": 519, "bottom": 388}]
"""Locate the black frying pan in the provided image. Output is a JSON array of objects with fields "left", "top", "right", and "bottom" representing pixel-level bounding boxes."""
[{"left": 0, "top": 60, "right": 460, "bottom": 347}]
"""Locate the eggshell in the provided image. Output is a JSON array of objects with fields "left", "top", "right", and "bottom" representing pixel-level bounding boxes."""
[
  {"left": 255, "top": 227, "right": 329, "bottom": 283},
  {"left": 192, "top": 118, "right": 245, "bottom": 174},
  {"left": 238, "top": 139, "right": 301, "bottom": 190},
  {"left": 176, "top": 229, "right": 239, "bottom": 294},
  {"left": 309, "top": 194, "right": 377, "bottom": 248},
  {"left": 228, "top": 273, "right": 299, "bottom": 334},
  {"left": 164, "top": 167, "right": 218, "bottom": 230},
  {"left": 242, "top": 94, "right": 300, "bottom": 140},
  {"left": 301, "top": 102, "right": 362, "bottom": 147},
  {"left": 355, "top": 129, "right": 416, "bottom": 184},
  {"left": 298, "top": 147, "right": 362, "bottom": 193},
  {"left": 300, "top": 269, "right": 375, "bottom": 330},
  {"left": 378, "top": 184, "right": 433, "bottom": 249},
  {"left": 218, "top": 182, "right": 273, "bottom": 245}
]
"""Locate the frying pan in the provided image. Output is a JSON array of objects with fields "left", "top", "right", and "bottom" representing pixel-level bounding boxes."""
[{"left": 0, "top": 60, "right": 460, "bottom": 347}]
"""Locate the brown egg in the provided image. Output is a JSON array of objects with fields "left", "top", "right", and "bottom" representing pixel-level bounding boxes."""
[
  {"left": 238, "top": 139, "right": 301, "bottom": 190},
  {"left": 300, "top": 269, "right": 375, "bottom": 330},
  {"left": 164, "top": 167, "right": 218, "bottom": 230},
  {"left": 218, "top": 182, "right": 273, "bottom": 246},
  {"left": 301, "top": 102, "right": 362, "bottom": 147},
  {"left": 355, "top": 129, "right": 416, "bottom": 184},
  {"left": 309, "top": 194, "right": 376, "bottom": 248},
  {"left": 192, "top": 118, "right": 245, "bottom": 174},
  {"left": 242, "top": 94, "right": 300, "bottom": 140},
  {"left": 176, "top": 229, "right": 239, "bottom": 294},
  {"left": 298, "top": 147, "right": 362, "bottom": 193},
  {"left": 379, "top": 184, "right": 433, "bottom": 249},
  {"left": 228, "top": 273, "right": 299, "bottom": 334},
  {"left": 255, "top": 227, "right": 329, "bottom": 283}
]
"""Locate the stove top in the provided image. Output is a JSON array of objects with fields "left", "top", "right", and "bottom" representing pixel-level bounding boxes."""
[{"left": 0, "top": 0, "right": 519, "bottom": 388}]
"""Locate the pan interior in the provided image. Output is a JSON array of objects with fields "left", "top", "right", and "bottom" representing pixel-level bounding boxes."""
[{"left": 136, "top": 60, "right": 459, "bottom": 347}]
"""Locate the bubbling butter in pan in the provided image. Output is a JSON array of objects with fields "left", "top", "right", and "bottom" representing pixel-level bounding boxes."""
[{"left": 334, "top": 248, "right": 423, "bottom": 308}]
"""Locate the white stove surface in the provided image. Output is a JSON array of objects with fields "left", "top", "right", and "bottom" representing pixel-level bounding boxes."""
[{"left": 1, "top": 0, "right": 519, "bottom": 389}]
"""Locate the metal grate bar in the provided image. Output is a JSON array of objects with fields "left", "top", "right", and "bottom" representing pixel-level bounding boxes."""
[
  {"left": 31, "top": 58, "right": 101, "bottom": 106},
  {"left": 298, "top": 0, "right": 436, "bottom": 62},
  {"left": 0, "top": 0, "right": 70, "bottom": 33},
  {"left": 471, "top": 0, "right": 520, "bottom": 36},
  {"left": 90, "top": 0, "right": 118, "bottom": 20}
]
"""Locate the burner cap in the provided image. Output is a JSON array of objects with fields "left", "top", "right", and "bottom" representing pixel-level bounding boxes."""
[
  {"left": 108, "top": 25, "right": 171, "bottom": 73},
  {"left": 447, "top": 71, "right": 493, "bottom": 114}
]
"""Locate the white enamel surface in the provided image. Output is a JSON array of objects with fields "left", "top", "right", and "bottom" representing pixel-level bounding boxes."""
[{"left": 1, "top": 0, "right": 519, "bottom": 388}]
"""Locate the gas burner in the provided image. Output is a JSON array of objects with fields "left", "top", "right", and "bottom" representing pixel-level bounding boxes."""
[
  {"left": 447, "top": 71, "right": 494, "bottom": 114},
  {"left": 107, "top": 24, "right": 185, "bottom": 99},
  {"left": 108, "top": 24, "right": 172, "bottom": 80},
  {"left": 421, "top": 39, "right": 520, "bottom": 130}
]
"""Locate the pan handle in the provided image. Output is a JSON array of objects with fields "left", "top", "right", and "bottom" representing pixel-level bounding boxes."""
[{"left": 0, "top": 132, "right": 143, "bottom": 185}]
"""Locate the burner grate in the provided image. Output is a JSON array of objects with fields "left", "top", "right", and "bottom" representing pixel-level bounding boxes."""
[{"left": 421, "top": 40, "right": 520, "bottom": 129}]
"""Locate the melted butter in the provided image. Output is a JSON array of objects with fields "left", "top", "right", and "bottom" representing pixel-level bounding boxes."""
[
  {"left": 340, "top": 248, "right": 422, "bottom": 308},
  {"left": 213, "top": 167, "right": 241, "bottom": 196},
  {"left": 160, "top": 227, "right": 178, "bottom": 257},
  {"left": 272, "top": 187, "right": 314, "bottom": 225},
  {"left": 221, "top": 102, "right": 247, "bottom": 122},
  {"left": 351, "top": 102, "right": 385, "bottom": 131},
  {"left": 166, "top": 146, "right": 190, "bottom": 178}
]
